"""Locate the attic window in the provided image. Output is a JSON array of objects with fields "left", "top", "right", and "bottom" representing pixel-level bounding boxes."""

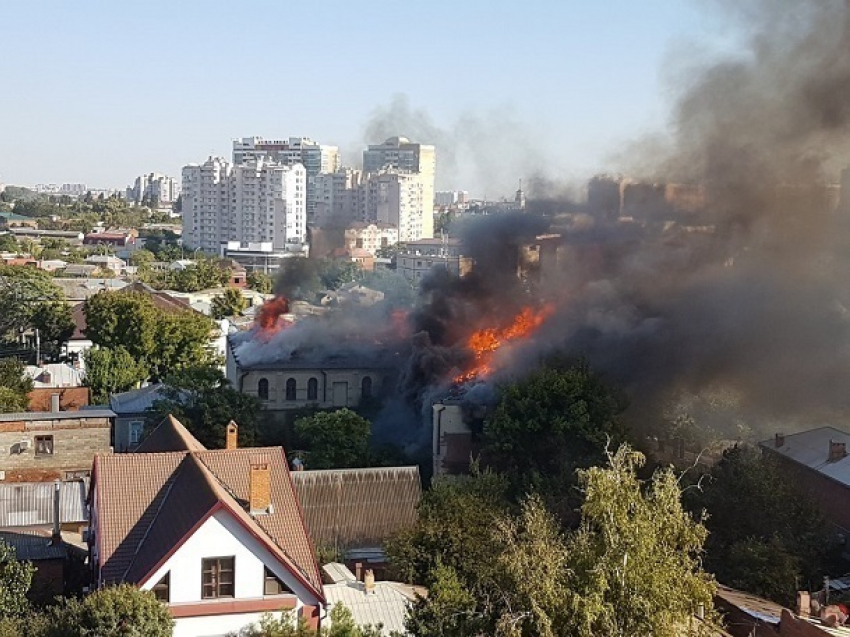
[
  {"left": 152, "top": 572, "right": 170, "bottom": 603},
  {"left": 264, "top": 566, "right": 292, "bottom": 595},
  {"left": 202, "top": 557, "right": 235, "bottom": 599}
]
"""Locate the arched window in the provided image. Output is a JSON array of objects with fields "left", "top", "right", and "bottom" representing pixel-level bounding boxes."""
[
  {"left": 361, "top": 376, "right": 373, "bottom": 399},
  {"left": 307, "top": 378, "right": 318, "bottom": 401},
  {"left": 285, "top": 378, "right": 297, "bottom": 401},
  {"left": 258, "top": 378, "right": 269, "bottom": 401}
]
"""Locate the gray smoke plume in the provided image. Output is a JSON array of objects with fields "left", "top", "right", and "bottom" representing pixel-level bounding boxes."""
[{"left": 359, "top": 93, "right": 545, "bottom": 197}]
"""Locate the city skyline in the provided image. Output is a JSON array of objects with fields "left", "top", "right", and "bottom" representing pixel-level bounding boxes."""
[{"left": 0, "top": 1, "right": 735, "bottom": 197}]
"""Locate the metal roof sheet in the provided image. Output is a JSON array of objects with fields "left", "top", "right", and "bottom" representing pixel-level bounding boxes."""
[
  {"left": 324, "top": 581, "right": 412, "bottom": 635},
  {"left": 0, "top": 409, "right": 115, "bottom": 422},
  {"left": 0, "top": 480, "right": 88, "bottom": 527},
  {"left": 759, "top": 426, "right": 850, "bottom": 487},
  {"left": 0, "top": 529, "right": 67, "bottom": 561}
]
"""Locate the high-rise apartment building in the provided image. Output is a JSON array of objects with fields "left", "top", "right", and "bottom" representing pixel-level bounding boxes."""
[
  {"left": 363, "top": 136, "right": 435, "bottom": 239},
  {"left": 182, "top": 157, "right": 306, "bottom": 254},
  {"left": 126, "top": 173, "right": 181, "bottom": 206},
  {"left": 232, "top": 137, "right": 339, "bottom": 220},
  {"left": 313, "top": 168, "right": 365, "bottom": 227},
  {"left": 365, "top": 170, "right": 426, "bottom": 242}
]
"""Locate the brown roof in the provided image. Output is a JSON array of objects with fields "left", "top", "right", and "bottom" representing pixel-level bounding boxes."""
[
  {"left": 291, "top": 466, "right": 421, "bottom": 549},
  {"left": 134, "top": 415, "right": 207, "bottom": 453},
  {"left": 93, "top": 418, "right": 322, "bottom": 599}
]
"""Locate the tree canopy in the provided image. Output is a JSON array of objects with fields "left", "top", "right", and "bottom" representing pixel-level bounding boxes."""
[
  {"left": 398, "top": 445, "right": 717, "bottom": 637},
  {"left": 84, "top": 347, "right": 147, "bottom": 404},
  {"left": 211, "top": 288, "right": 248, "bottom": 319},
  {"left": 0, "top": 265, "right": 71, "bottom": 352},
  {"left": 0, "top": 358, "right": 33, "bottom": 412},
  {"left": 0, "top": 540, "right": 34, "bottom": 621},
  {"left": 294, "top": 408, "right": 371, "bottom": 469}
]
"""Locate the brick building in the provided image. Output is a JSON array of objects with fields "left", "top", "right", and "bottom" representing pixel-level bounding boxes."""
[
  {"left": 759, "top": 427, "right": 850, "bottom": 532},
  {"left": 0, "top": 409, "right": 114, "bottom": 482}
]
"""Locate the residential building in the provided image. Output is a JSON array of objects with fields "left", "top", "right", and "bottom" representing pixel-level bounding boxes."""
[
  {"left": 313, "top": 168, "right": 365, "bottom": 227},
  {"left": 363, "top": 170, "right": 427, "bottom": 242},
  {"left": 363, "top": 136, "right": 435, "bottom": 234},
  {"left": 759, "top": 427, "right": 850, "bottom": 533},
  {"left": 126, "top": 173, "right": 181, "bottom": 206},
  {"left": 108, "top": 383, "right": 174, "bottom": 452},
  {"left": 0, "top": 212, "right": 38, "bottom": 229},
  {"left": 226, "top": 336, "right": 394, "bottom": 418},
  {"left": 220, "top": 241, "right": 308, "bottom": 273},
  {"left": 84, "top": 254, "right": 127, "bottom": 274},
  {"left": 344, "top": 222, "right": 398, "bottom": 256},
  {"left": 182, "top": 157, "right": 307, "bottom": 255},
  {"left": 322, "top": 563, "right": 417, "bottom": 636},
  {"left": 82, "top": 231, "right": 137, "bottom": 250},
  {"left": 291, "top": 466, "right": 420, "bottom": 576},
  {"left": 233, "top": 137, "right": 340, "bottom": 220},
  {"left": 24, "top": 363, "right": 89, "bottom": 412},
  {"left": 435, "top": 190, "right": 469, "bottom": 208},
  {"left": 90, "top": 416, "right": 325, "bottom": 635},
  {"left": 0, "top": 409, "right": 113, "bottom": 482},
  {"left": 396, "top": 237, "right": 472, "bottom": 282}
]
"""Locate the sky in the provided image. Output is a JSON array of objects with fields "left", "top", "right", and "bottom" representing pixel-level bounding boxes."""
[{"left": 0, "top": 1, "right": 730, "bottom": 197}]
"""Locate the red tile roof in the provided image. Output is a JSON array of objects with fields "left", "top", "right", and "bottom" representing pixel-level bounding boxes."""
[{"left": 92, "top": 417, "right": 322, "bottom": 599}]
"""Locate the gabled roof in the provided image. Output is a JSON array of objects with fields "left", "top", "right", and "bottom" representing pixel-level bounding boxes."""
[
  {"left": 292, "top": 466, "right": 421, "bottom": 549},
  {"left": 759, "top": 426, "right": 850, "bottom": 487},
  {"left": 134, "top": 415, "right": 206, "bottom": 453},
  {"left": 93, "top": 418, "right": 322, "bottom": 599}
]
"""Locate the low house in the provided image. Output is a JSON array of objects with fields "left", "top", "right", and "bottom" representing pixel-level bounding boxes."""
[
  {"left": 0, "top": 528, "right": 85, "bottom": 604},
  {"left": 90, "top": 417, "right": 325, "bottom": 636},
  {"left": 24, "top": 363, "right": 89, "bottom": 412},
  {"left": 84, "top": 254, "right": 127, "bottom": 274},
  {"left": 0, "top": 409, "right": 113, "bottom": 482},
  {"left": 109, "top": 383, "right": 177, "bottom": 452},
  {"left": 0, "top": 212, "right": 38, "bottom": 229},
  {"left": 291, "top": 466, "right": 421, "bottom": 577},
  {"left": 759, "top": 427, "right": 850, "bottom": 533}
]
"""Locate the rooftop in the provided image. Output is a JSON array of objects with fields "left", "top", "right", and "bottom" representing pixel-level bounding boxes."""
[
  {"left": 24, "top": 363, "right": 84, "bottom": 388},
  {"left": 292, "top": 466, "right": 421, "bottom": 549},
  {"left": 759, "top": 426, "right": 850, "bottom": 487},
  {"left": 0, "top": 479, "right": 88, "bottom": 527},
  {"left": 94, "top": 416, "right": 322, "bottom": 597},
  {"left": 0, "top": 529, "right": 68, "bottom": 561},
  {"left": 0, "top": 409, "right": 115, "bottom": 423}
]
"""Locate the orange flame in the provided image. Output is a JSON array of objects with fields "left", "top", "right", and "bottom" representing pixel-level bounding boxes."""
[
  {"left": 455, "top": 305, "right": 554, "bottom": 383},
  {"left": 255, "top": 296, "right": 290, "bottom": 338}
]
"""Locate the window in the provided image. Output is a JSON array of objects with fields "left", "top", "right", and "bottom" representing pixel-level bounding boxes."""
[
  {"left": 129, "top": 421, "right": 144, "bottom": 446},
  {"left": 202, "top": 557, "right": 235, "bottom": 599},
  {"left": 361, "top": 376, "right": 373, "bottom": 399},
  {"left": 258, "top": 378, "right": 269, "bottom": 401},
  {"left": 264, "top": 566, "right": 292, "bottom": 595},
  {"left": 307, "top": 378, "right": 318, "bottom": 401},
  {"left": 152, "top": 572, "right": 170, "bottom": 602},
  {"left": 35, "top": 435, "right": 53, "bottom": 456},
  {"left": 285, "top": 378, "right": 296, "bottom": 401}
]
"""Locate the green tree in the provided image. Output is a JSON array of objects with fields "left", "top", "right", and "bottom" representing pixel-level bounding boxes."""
[
  {"left": 294, "top": 408, "right": 371, "bottom": 469},
  {"left": 83, "top": 292, "right": 159, "bottom": 363},
  {"left": 247, "top": 271, "right": 274, "bottom": 294},
  {"left": 0, "top": 234, "right": 17, "bottom": 252},
  {"left": 403, "top": 446, "right": 718, "bottom": 637},
  {"left": 0, "top": 265, "right": 66, "bottom": 342},
  {"left": 211, "top": 288, "right": 248, "bottom": 319},
  {"left": 42, "top": 583, "right": 173, "bottom": 637},
  {"left": 687, "top": 444, "right": 834, "bottom": 605},
  {"left": 150, "top": 311, "right": 215, "bottom": 380},
  {"left": 169, "top": 259, "right": 230, "bottom": 293},
  {"left": 0, "top": 358, "right": 33, "bottom": 412},
  {"left": 385, "top": 468, "right": 510, "bottom": 586},
  {"left": 31, "top": 301, "right": 75, "bottom": 357},
  {"left": 560, "top": 445, "right": 716, "bottom": 637},
  {"left": 84, "top": 347, "right": 147, "bottom": 404},
  {"left": 484, "top": 359, "right": 627, "bottom": 500},
  {"left": 0, "top": 540, "right": 34, "bottom": 621},
  {"left": 149, "top": 366, "right": 260, "bottom": 448},
  {"left": 129, "top": 249, "right": 156, "bottom": 268}
]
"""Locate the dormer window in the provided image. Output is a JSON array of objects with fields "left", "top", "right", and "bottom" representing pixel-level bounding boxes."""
[{"left": 264, "top": 566, "right": 292, "bottom": 595}]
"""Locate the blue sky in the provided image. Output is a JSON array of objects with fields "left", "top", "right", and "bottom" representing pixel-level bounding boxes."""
[{"left": 0, "top": 1, "right": 731, "bottom": 196}]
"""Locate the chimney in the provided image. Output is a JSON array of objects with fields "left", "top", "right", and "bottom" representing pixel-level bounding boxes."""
[
  {"left": 225, "top": 421, "right": 238, "bottom": 450},
  {"left": 249, "top": 458, "right": 271, "bottom": 515},
  {"left": 50, "top": 393, "right": 60, "bottom": 413},
  {"left": 50, "top": 480, "right": 61, "bottom": 545},
  {"left": 42, "top": 370, "right": 52, "bottom": 385},
  {"left": 775, "top": 432, "right": 785, "bottom": 447},
  {"left": 364, "top": 569, "right": 376, "bottom": 595},
  {"left": 797, "top": 591, "right": 811, "bottom": 618},
  {"left": 829, "top": 440, "right": 847, "bottom": 462}
]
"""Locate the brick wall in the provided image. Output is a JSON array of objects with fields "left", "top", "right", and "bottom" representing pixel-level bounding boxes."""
[
  {"left": 764, "top": 448, "right": 850, "bottom": 532},
  {"left": 28, "top": 387, "right": 90, "bottom": 412},
  {"left": 0, "top": 417, "right": 110, "bottom": 482}
]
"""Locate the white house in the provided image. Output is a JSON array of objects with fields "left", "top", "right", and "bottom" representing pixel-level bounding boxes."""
[{"left": 89, "top": 417, "right": 325, "bottom": 636}]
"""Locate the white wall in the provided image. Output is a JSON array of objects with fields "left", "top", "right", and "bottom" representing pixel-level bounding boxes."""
[{"left": 142, "top": 509, "right": 320, "bottom": 636}]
